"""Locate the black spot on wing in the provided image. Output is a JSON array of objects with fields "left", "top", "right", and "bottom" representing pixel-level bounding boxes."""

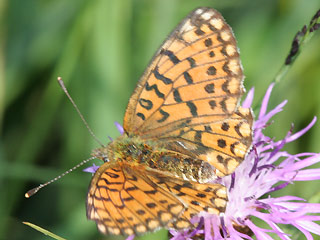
[
  {"left": 105, "top": 172, "right": 120, "bottom": 178},
  {"left": 173, "top": 89, "right": 182, "bottom": 103},
  {"left": 137, "top": 112, "right": 145, "bottom": 120},
  {"left": 157, "top": 109, "right": 169, "bottom": 123},
  {"left": 145, "top": 82, "right": 165, "bottom": 99},
  {"left": 195, "top": 28, "right": 205, "bottom": 35},
  {"left": 144, "top": 190, "right": 157, "bottom": 195},
  {"left": 139, "top": 98, "right": 153, "bottom": 110},
  {"left": 207, "top": 66, "right": 216, "bottom": 76},
  {"left": 153, "top": 67, "right": 173, "bottom": 85},
  {"left": 196, "top": 193, "right": 206, "bottom": 198},
  {"left": 204, "top": 38, "right": 213, "bottom": 47},
  {"left": 136, "top": 209, "right": 146, "bottom": 215},
  {"left": 235, "top": 122, "right": 244, "bottom": 137},
  {"left": 186, "top": 101, "right": 198, "bottom": 117},
  {"left": 186, "top": 57, "right": 196, "bottom": 68},
  {"left": 204, "top": 83, "right": 215, "bottom": 93},
  {"left": 160, "top": 49, "right": 180, "bottom": 64},
  {"left": 191, "top": 200, "right": 200, "bottom": 206},
  {"left": 217, "top": 139, "right": 227, "bottom": 148},
  {"left": 183, "top": 72, "right": 193, "bottom": 84},
  {"left": 146, "top": 203, "right": 157, "bottom": 209},
  {"left": 204, "top": 125, "right": 212, "bottom": 132},
  {"left": 209, "top": 100, "right": 216, "bottom": 110},
  {"left": 217, "top": 155, "right": 224, "bottom": 163},
  {"left": 223, "top": 62, "right": 232, "bottom": 75},
  {"left": 221, "top": 122, "right": 230, "bottom": 131},
  {"left": 222, "top": 80, "right": 231, "bottom": 94},
  {"left": 230, "top": 142, "right": 238, "bottom": 155},
  {"left": 194, "top": 131, "right": 202, "bottom": 142},
  {"left": 219, "top": 98, "right": 228, "bottom": 113}
]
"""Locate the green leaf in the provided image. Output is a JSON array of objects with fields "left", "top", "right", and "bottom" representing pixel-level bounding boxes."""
[{"left": 23, "top": 222, "right": 67, "bottom": 240}]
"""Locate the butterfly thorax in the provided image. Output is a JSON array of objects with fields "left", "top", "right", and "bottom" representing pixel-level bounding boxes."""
[{"left": 92, "top": 134, "right": 216, "bottom": 183}]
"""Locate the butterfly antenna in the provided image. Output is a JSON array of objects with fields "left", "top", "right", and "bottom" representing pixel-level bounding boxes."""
[
  {"left": 25, "top": 156, "right": 96, "bottom": 198},
  {"left": 57, "top": 77, "right": 105, "bottom": 147}
]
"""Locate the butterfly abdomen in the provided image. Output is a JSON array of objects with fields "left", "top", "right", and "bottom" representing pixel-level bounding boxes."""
[
  {"left": 98, "top": 135, "right": 216, "bottom": 183},
  {"left": 152, "top": 153, "right": 217, "bottom": 183}
]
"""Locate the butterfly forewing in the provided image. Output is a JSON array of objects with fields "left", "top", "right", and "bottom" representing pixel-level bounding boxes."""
[
  {"left": 124, "top": 7, "right": 244, "bottom": 134},
  {"left": 123, "top": 7, "right": 252, "bottom": 176}
]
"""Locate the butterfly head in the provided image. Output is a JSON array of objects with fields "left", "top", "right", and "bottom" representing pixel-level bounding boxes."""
[
  {"left": 91, "top": 134, "right": 132, "bottom": 163},
  {"left": 92, "top": 145, "right": 110, "bottom": 162}
]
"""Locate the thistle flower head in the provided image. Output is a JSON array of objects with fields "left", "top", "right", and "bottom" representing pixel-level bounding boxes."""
[
  {"left": 85, "top": 84, "right": 320, "bottom": 240},
  {"left": 170, "top": 83, "right": 320, "bottom": 240}
]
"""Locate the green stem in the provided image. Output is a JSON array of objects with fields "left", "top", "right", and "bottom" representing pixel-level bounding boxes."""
[{"left": 253, "top": 8, "right": 320, "bottom": 111}]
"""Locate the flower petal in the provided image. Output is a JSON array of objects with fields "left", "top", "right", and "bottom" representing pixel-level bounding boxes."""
[
  {"left": 114, "top": 121, "right": 124, "bottom": 135},
  {"left": 258, "top": 83, "right": 274, "bottom": 119},
  {"left": 242, "top": 87, "right": 255, "bottom": 108}
]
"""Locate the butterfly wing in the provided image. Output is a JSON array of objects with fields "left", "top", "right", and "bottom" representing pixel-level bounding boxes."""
[
  {"left": 146, "top": 169, "right": 228, "bottom": 229},
  {"left": 123, "top": 7, "right": 252, "bottom": 177},
  {"left": 87, "top": 162, "right": 185, "bottom": 236},
  {"left": 160, "top": 106, "right": 252, "bottom": 177},
  {"left": 87, "top": 162, "right": 227, "bottom": 235}
]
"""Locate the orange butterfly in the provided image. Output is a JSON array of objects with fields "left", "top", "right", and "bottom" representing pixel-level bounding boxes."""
[{"left": 87, "top": 7, "right": 253, "bottom": 236}]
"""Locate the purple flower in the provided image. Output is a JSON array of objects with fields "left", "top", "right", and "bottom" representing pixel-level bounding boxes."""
[
  {"left": 86, "top": 84, "right": 320, "bottom": 239},
  {"left": 83, "top": 163, "right": 100, "bottom": 174},
  {"left": 114, "top": 121, "right": 124, "bottom": 135},
  {"left": 170, "top": 83, "right": 320, "bottom": 240}
]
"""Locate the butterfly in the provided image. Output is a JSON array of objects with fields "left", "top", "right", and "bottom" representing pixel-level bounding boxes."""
[{"left": 86, "top": 7, "right": 253, "bottom": 236}]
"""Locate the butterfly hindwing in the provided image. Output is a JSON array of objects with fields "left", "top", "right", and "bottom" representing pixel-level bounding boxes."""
[
  {"left": 159, "top": 107, "right": 253, "bottom": 177},
  {"left": 87, "top": 162, "right": 228, "bottom": 235},
  {"left": 87, "top": 162, "right": 186, "bottom": 235},
  {"left": 146, "top": 169, "right": 228, "bottom": 229}
]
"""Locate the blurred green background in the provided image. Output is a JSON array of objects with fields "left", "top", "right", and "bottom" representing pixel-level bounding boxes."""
[{"left": 1, "top": 0, "right": 320, "bottom": 239}]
